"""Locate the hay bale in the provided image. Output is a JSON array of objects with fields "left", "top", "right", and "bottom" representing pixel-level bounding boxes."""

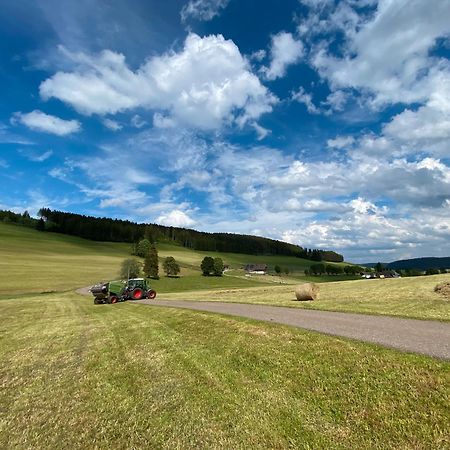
[
  {"left": 434, "top": 282, "right": 450, "bottom": 299},
  {"left": 294, "top": 283, "right": 319, "bottom": 301}
]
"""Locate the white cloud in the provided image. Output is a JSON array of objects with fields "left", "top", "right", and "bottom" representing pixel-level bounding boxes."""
[
  {"left": 382, "top": 69, "right": 450, "bottom": 157},
  {"left": 251, "top": 122, "right": 271, "bottom": 140},
  {"left": 21, "top": 149, "right": 54, "bottom": 162},
  {"left": 153, "top": 113, "right": 176, "bottom": 129},
  {"left": 40, "top": 34, "right": 276, "bottom": 130},
  {"left": 322, "top": 90, "right": 348, "bottom": 112},
  {"left": 291, "top": 87, "right": 320, "bottom": 114},
  {"left": 131, "top": 114, "right": 146, "bottom": 128},
  {"left": 327, "top": 135, "right": 355, "bottom": 149},
  {"left": 262, "top": 32, "right": 304, "bottom": 80},
  {"left": 180, "top": 0, "right": 230, "bottom": 22},
  {"left": 250, "top": 49, "right": 266, "bottom": 62},
  {"left": 102, "top": 118, "right": 122, "bottom": 131},
  {"left": 0, "top": 159, "right": 9, "bottom": 168},
  {"left": 12, "top": 110, "right": 81, "bottom": 136},
  {"left": 155, "top": 209, "right": 196, "bottom": 227},
  {"left": 49, "top": 125, "right": 450, "bottom": 261},
  {"left": 311, "top": 0, "right": 450, "bottom": 106}
]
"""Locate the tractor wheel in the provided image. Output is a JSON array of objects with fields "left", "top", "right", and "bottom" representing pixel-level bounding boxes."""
[
  {"left": 147, "top": 290, "right": 157, "bottom": 300},
  {"left": 131, "top": 288, "right": 144, "bottom": 300},
  {"left": 94, "top": 297, "right": 102, "bottom": 305},
  {"left": 110, "top": 295, "right": 119, "bottom": 304}
]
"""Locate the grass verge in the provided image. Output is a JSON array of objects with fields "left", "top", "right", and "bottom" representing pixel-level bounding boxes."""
[{"left": 162, "top": 274, "right": 450, "bottom": 321}]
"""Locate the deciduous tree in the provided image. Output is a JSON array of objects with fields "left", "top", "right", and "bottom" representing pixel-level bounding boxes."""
[
  {"left": 120, "top": 258, "right": 141, "bottom": 279},
  {"left": 163, "top": 256, "right": 180, "bottom": 277},
  {"left": 201, "top": 256, "right": 214, "bottom": 276}
]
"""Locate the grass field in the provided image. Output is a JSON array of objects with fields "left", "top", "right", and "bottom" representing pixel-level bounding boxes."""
[
  {"left": 0, "top": 223, "right": 354, "bottom": 296},
  {"left": 163, "top": 274, "right": 450, "bottom": 321},
  {"left": 1, "top": 292, "right": 449, "bottom": 449}
]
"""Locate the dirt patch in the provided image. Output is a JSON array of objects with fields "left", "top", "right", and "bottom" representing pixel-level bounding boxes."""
[{"left": 434, "top": 282, "right": 450, "bottom": 299}]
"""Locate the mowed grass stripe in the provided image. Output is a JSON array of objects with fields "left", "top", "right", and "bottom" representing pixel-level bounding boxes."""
[{"left": 1, "top": 292, "right": 449, "bottom": 449}]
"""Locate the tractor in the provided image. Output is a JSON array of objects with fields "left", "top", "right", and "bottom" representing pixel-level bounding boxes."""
[{"left": 91, "top": 278, "right": 157, "bottom": 304}]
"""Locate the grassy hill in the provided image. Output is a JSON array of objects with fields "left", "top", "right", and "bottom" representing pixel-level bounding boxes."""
[
  {"left": 387, "top": 257, "right": 450, "bottom": 270},
  {"left": 1, "top": 223, "right": 337, "bottom": 296}
]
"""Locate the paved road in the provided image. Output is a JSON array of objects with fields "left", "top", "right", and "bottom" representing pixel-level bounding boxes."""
[{"left": 137, "top": 299, "right": 450, "bottom": 360}]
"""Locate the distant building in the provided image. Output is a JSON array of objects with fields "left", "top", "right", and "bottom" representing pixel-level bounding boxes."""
[
  {"left": 380, "top": 270, "right": 401, "bottom": 278},
  {"left": 362, "top": 270, "right": 401, "bottom": 279},
  {"left": 245, "top": 264, "right": 268, "bottom": 275}
]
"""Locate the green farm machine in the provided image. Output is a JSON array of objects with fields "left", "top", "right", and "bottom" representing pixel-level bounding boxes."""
[{"left": 91, "top": 278, "right": 157, "bottom": 304}]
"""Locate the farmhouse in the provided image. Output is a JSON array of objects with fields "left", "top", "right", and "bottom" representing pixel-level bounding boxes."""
[
  {"left": 362, "top": 270, "right": 401, "bottom": 279},
  {"left": 245, "top": 264, "right": 268, "bottom": 275}
]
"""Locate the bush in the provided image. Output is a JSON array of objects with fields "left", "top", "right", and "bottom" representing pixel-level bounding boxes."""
[{"left": 274, "top": 265, "right": 281, "bottom": 274}]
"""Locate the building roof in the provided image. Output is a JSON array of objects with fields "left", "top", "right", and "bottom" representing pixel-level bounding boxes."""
[{"left": 245, "top": 264, "right": 268, "bottom": 271}]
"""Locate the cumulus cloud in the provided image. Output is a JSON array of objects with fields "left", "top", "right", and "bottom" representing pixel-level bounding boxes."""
[
  {"left": 180, "top": 0, "right": 230, "bottom": 22},
  {"left": 49, "top": 123, "right": 450, "bottom": 261},
  {"left": 155, "top": 209, "right": 196, "bottom": 227},
  {"left": 40, "top": 34, "right": 276, "bottom": 130},
  {"left": 262, "top": 32, "right": 304, "bottom": 80},
  {"left": 311, "top": 0, "right": 450, "bottom": 106},
  {"left": 381, "top": 69, "right": 450, "bottom": 158},
  {"left": 12, "top": 110, "right": 81, "bottom": 136}
]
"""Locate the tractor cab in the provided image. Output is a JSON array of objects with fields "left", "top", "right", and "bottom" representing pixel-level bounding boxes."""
[
  {"left": 126, "top": 278, "right": 148, "bottom": 290},
  {"left": 123, "top": 278, "right": 156, "bottom": 300}
]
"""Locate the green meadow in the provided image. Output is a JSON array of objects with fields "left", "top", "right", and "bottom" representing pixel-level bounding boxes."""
[
  {"left": 1, "top": 222, "right": 449, "bottom": 449},
  {"left": 0, "top": 223, "right": 348, "bottom": 296}
]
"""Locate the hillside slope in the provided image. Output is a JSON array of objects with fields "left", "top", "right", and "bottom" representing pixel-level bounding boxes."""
[
  {"left": 0, "top": 224, "right": 318, "bottom": 295},
  {"left": 387, "top": 257, "right": 450, "bottom": 270}
]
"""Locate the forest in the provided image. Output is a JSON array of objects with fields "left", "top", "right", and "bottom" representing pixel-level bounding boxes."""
[{"left": 0, "top": 208, "right": 344, "bottom": 261}]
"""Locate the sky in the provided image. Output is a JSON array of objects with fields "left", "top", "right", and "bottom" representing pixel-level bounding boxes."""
[{"left": 0, "top": 0, "right": 449, "bottom": 263}]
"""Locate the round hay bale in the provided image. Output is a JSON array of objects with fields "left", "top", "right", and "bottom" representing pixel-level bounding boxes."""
[
  {"left": 434, "top": 282, "right": 450, "bottom": 299},
  {"left": 294, "top": 283, "right": 319, "bottom": 301}
]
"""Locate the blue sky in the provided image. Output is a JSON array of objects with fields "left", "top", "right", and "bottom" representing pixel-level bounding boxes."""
[{"left": 1, "top": 0, "right": 449, "bottom": 262}]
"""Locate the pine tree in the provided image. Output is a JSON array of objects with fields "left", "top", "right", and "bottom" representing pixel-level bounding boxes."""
[{"left": 144, "top": 245, "right": 159, "bottom": 279}]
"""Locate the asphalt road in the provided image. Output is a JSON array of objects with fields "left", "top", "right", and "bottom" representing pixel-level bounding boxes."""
[{"left": 137, "top": 299, "right": 450, "bottom": 360}]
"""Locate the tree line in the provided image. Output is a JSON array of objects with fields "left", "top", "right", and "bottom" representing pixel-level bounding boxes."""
[
  {"left": 34, "top": 208, "right": 343, "bottom": 261},
  {"left": 306, "top": 264, "right": 365, "bottom": 276}
]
